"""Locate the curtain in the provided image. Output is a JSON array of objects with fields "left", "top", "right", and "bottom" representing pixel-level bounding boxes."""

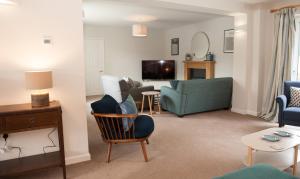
[{"left": 261, "top": 8, "right": 296, "bottom": 120}]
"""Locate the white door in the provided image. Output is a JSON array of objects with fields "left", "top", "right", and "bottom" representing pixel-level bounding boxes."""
[{"left": 84, "top": 38, "right": 105, "bottom": 96}]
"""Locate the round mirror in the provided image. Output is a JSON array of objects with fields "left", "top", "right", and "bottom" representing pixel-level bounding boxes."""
[{"left": 191, "top": 32, "right": 210, "bottom": 59}]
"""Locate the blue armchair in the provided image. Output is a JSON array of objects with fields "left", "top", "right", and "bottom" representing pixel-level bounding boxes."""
[{"left": 276, "top": 81, "right": 300, "bottom": 127}]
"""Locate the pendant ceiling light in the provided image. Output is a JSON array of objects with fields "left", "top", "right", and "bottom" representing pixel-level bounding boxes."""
[
  {"left": 132, "top": 24, "right": 148, "bottom": 37},
  {"left": 0, "top": 0, "right": 16, "bottom": 5}
]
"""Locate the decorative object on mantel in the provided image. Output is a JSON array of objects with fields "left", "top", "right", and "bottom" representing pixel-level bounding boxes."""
[
  {"left": 205, "top": 52, "right": 214, "bottom": 61},
  {"left": 224, "top": 29, "right": 234, "bottom": 53},
  {"left": 185, "top": 53, "right": 193, "bottom": 61},
  {"left": 191, "top": 31, "right": 210, "bottom": 59},
  {"left": 171, "top": 38, "right": 179, "bottom": 55},
  {"left": 132, "top": 24, "right": 148, "bottom": 37},
  {"left": 25, "top": 71, "right": 53, "bottom": 107}
]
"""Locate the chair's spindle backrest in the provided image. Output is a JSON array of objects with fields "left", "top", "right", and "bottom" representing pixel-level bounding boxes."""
[{"left": 93, "top": 113, "right": 137, "bottom": 142}]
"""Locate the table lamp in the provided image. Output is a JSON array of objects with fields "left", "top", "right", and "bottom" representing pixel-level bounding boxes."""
[{"left": 25, "top": 71, "right": 53, "bottom": 107}]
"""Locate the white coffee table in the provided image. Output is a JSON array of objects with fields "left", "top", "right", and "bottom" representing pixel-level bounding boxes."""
[
  {"left": 242, "top": 127, "right": 300, "bottom": 176},
  {"left": 141, "top": 91, "right": 161, "bottom": 116}
]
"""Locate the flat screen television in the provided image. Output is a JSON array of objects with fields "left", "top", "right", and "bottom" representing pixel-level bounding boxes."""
[{"left": 142, "top": 60, "right": 175, "bottom": 80}]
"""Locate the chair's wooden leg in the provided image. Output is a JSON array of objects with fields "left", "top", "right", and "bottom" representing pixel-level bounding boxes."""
[
  {"left": 140, "top": 141, "right": 148, "bottom": 162},
  {"left": 146, "top": 138, "right": 149, "bottom": 144},
  {"left": 157, "top": 95, "right": 161, "bottom": 114},
  {"left": 107, "top": 143, "right": 112, "bottom": 163}
]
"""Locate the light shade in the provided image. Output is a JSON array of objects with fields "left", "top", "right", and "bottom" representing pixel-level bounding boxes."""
[
  {"left": 132, "top": 24, "right": 148, "bottom": 37},
  {"left": 25, "top": 71, "right": 53, "bottom": 90},
  {"left": 0, "top": 0, "right": 16, "bottom": 5}
]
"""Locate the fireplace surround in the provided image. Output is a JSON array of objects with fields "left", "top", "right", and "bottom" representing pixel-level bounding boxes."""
[{"left": 183, "top": 61, "right": 215, "bottom": 80}]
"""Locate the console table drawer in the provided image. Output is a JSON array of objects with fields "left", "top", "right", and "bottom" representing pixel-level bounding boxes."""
[
  {"left": 4, "top": 111, "right": 58, "bottom": 132},
  {"left": 0, "top": 118, "right": 4, "bottom": 132}
]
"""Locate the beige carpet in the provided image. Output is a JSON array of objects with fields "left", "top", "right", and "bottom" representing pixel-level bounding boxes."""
[{"left": 15, "top": 96, "right": 291, "bottom": 179}]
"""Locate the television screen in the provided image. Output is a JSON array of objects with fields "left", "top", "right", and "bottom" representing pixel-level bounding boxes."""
[{"left": 142, "top": 60, "right": 175, "bottom": 80}]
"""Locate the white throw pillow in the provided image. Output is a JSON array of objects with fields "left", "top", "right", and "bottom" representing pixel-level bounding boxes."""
[
  {"left": 289, "top": 87, "right": 300, "bottom": 107},
  {"left": 101, "top": 75, "right": 122, "bottom": 103}
]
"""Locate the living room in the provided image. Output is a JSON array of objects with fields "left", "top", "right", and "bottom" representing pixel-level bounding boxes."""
[
  {"left": 1, "top": 0, "right": 300, "bottom": 179},
  {"left": 83, "top": 0, "right": 234, "bottom": 92}
]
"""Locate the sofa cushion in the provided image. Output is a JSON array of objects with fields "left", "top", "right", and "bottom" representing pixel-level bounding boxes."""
[
  {"left": 284, "top": 107, "right": 300, "bottom": 122},
  {"left": 289, "top": 87, "right": 300, "bottom": 107},
  {"left": 119, "top": 79, "right": 130, "bottom": 102},
  {"left": 214, "top": 164, "right": 297, "bottom": 179},
  {"left": 120, "top": 95, "right": 137, "bottom": 131},
  {"left": 284, "top": 81, "right": 300, "bottom": 103},
  {"left": 170, "top": 80, "right": 179, "bottom": 90},
  {"left": 91, "top": 95, "right": 121, "bottom": 114},
  {"left": 101, "top": 75, "right": 122, "bottom": 103},
  {"left": 122, "top": 77, "right": 135, "bottom": 89},
  {"left": 134, "top": 115, "right": 154, "bottom": 138}
]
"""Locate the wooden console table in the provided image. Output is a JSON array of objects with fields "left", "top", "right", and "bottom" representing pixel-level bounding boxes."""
[
  {"left": 0, "top": 101, "right": 66, "bottom": 179},
  {"left": 183, "top": 60, "right": 215, "bottom": 80}
]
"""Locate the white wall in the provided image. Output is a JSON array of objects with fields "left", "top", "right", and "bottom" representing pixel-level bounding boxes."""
[
  {"left": 84, "top": 25, "right": 165, "bottom": 82},
  {"left": 164, "top": 16, "right": 234, "bottom": 79},
  {"left": 0, "top": 0, "right": 90, "bottom": 164}
]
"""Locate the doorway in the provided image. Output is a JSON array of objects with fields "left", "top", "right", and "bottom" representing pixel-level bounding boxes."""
[{"left": 84, "top": 38, "right": 105, "bottom": 96}]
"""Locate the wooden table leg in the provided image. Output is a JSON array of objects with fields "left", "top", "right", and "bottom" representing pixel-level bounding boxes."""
[
  {"left": 157, "top": 94, "right": 161, "bottom": 114},
  {"left": 247, "top": 147, "right": 253, "bottom": 166},
  {"left": 141, "top": 95, "right": 145, "bottom": 113},
  {"left": 293, "top": 145, "right": 298, "bottom": 176},
  {"left": 148, "top": 95, "right": 152, "bottom": 115}
]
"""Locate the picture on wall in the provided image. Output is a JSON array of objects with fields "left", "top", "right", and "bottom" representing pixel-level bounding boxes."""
[
  {"left": 171, "top": 38, "right": 179, "bottom": 55},
  {"left": 224, "top": 29, "right": 234, "bottom": 53}
]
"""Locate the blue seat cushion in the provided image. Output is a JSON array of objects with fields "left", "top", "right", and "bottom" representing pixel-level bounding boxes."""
[
  {"left": 134, "top": 115, "right": 154, "bottom": 139},
  {"left": 284, "top": 107, "right": 300, "bottom": 122},
  {"left": 214, "top": 164, "right": 297, "bottom": 179}
]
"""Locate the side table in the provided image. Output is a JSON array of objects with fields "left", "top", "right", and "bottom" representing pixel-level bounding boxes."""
[{"left": 141, "top": 91, "right": 161, "bottom": 115}]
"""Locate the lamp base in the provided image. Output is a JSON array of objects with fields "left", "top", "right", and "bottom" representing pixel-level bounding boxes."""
[{"left": 31, "top": 93, "right": 50, "bottom": 107}]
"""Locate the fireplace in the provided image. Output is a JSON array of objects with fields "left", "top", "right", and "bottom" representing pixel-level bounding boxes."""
[
  {"left": 190, "top": 69, "right": 206, "bottom": 79},
  {"left": 183, "top": 61, "right": 215, "bottom": 80}
]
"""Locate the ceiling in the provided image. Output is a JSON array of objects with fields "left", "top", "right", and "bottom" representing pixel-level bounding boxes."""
[{"left": 82, "top": 0, "right": 223, "bottom": 29}]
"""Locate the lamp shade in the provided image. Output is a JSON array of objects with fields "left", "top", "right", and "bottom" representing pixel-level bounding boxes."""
[
  {"left": 25, "top": 71, "right": 53, "bottom": 90},
  {"left": 132, "top": 24, "right": 148, "bottom": 37}
]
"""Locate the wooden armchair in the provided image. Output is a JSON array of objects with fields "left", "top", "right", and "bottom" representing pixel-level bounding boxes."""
[{"left": 92, "top": 113, "right": 153, "bottom": 163}]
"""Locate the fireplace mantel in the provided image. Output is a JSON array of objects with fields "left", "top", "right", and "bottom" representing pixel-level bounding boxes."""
[{"left": 183, "top": 60, "right": 215, "bottom": 80}]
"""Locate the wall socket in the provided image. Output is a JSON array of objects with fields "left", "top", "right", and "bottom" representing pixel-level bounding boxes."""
[{"left": 43, "top": 36, "right": 53, "bottom": 45}]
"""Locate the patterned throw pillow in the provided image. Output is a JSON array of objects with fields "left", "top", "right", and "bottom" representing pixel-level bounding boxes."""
[{"left": 289, "top": 87, "right": 300, "bottom": 107}]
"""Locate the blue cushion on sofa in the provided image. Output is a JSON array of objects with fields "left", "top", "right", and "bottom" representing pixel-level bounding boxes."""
[
  {"left": 91, "top": 95, "right": 121, "bottom": 114},
  {"left": 134, "top": 115, "right": 154, "bottom": 138},
  {"left": 170, "top": 80, "right": 179, "bottom": 89},
  {"left": 120, "top": 95, "right": 137, "bottom": 131}
]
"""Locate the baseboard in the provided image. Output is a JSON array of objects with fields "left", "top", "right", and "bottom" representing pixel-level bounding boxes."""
[
  {"left": 231, "top": 108, "right": 259, "bottom": 117},
  {"left": 65, "top": 153, "right": 91, "bottom": 165},
  {"left": 231, "top": 108, "right": 247, "bottom": 115},
  {"left": 246, "top": 110, "right": 259, "bottom": 117}
]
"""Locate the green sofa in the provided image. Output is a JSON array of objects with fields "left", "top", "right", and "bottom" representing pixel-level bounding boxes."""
[
  {"left": 214, "top": 164, "right": 298, "bottom": 179},
  {"left": 160, "top": 77, "right": 233, "bottom": 117}
]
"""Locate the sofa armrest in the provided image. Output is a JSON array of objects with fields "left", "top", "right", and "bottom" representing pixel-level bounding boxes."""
[
  {"left": 276, "top": 95, "right": 287, "bottom": 127},
  {"left": 160, "top": 86, "right": 186, "bottom": 116}
]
